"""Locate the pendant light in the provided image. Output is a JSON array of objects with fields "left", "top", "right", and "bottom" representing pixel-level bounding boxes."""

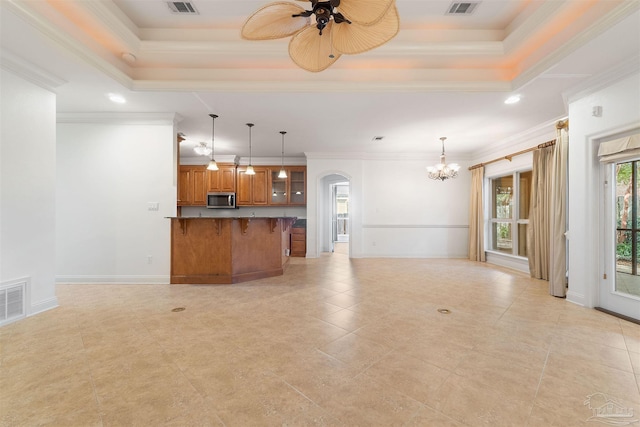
[
  {"left": 278, "top": 131, "right": 287, "bottom": 179},
  {"left": 427, "top": 137, "right": 460, "bottom": 181},
  {"left": 207, "top": 114, "right": 219, "bottom": 171},
  {"left": 245, "top": 123, "right": 255, "bottom": 175}
]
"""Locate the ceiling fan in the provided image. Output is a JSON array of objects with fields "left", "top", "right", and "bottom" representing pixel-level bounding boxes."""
[{"left": 241, "top": 0, "right": 399, "bottom": 72}]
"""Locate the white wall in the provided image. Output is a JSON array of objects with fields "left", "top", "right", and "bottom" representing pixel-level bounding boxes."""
[
  {"left": 567, "top": 69, "right": 640, "bottom": 307},
  {"left": 306, "top": 154, "right": 470, "bottom": 258},
  {"left": 0, "top": 69, "right": 58, "bottom": 315},
  {"left": 56, "top": 118, "right": 177, "bottom": 283}
]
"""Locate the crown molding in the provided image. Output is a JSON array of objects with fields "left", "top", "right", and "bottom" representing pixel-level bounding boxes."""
[
  {"left": 80, "top": 1, "right": 141, "bottom": 52},
  {"left": 562, "top": 56, "right": 640, "bottom": 105},
  {"left": 3, "top": 0, "right": 134, "bottom": 89},
  {"left": 57, "top": 112, "right": 180, "bottom": 125},
  {"left": 0, "top": 49, "right": 67, "bottom": 91},
  {"left": 304, "top": 152, "right": 472, "bottom": 161},
  {"left": 131, "top": 77, "right": 512, "bottom": 93},
  {"left": 471, "top": 116, "right": 565, "bottom": 161},
  {"left": 512, "top": 1, "right": 640, "bottom": 90}
]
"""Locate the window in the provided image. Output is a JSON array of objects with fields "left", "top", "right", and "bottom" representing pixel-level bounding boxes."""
[{"left": 490, "top": 170, "right": 532, "bottom": 257}]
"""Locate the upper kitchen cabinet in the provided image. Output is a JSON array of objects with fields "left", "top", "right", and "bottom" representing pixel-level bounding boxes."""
[
  {"left": 237, "top": 166, "right": 269, "bottom": 206},
  {"left": 269, "top": 166, "right": 306, "bottom": 206},
  {"left": 178, "top": 165, "right": 207, "bottom": 206},
  {"left": 207, "top": 164, "right": 236, "bottom": 193}
]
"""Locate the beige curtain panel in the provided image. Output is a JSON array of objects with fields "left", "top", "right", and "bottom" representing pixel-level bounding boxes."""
[
  {"left": 527, "top": 146, "right": 553, "bottom": 280},
  {"left": 469, "top": 167, "right": 485, "bottom": 262},
  {"left": 549, "top": 126, "right": 568, "bottom": 297}
]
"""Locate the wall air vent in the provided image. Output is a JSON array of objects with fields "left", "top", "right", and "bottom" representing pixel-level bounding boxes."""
[
  {"left": 0, "top": 280, "right": 26, "bottom": 326},
  {"left": 447, "top": 2, "right": 479, "bottom": 15},
  {"left": 167, "top": 1, "right": 199, "bottom": 14}
]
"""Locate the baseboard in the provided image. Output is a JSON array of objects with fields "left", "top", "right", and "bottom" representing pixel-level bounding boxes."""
[
  {"left": 56, "top": 275, "right": 170, "bottom": 284},
  {"left": 30, "top": 297, "right": 58, "bottom": 316},
  {"left": 566, "top": 290, "right": 587, "bottom": 307}
]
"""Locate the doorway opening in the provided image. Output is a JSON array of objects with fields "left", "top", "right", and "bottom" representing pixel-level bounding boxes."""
[
  {"left": 320, "top": 174, "right": 350, "bottom": 256},
  {"left": 332, "top": 182, "right": 349, "bottom": 252}
]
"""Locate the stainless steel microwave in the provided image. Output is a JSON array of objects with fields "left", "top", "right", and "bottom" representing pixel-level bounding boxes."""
[{"left": 207, "top": 192, "right": 236, "bottom": 209}]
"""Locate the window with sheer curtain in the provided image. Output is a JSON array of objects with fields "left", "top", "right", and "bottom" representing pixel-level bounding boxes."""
[{"left": 489, "top": 171, "right": 533, "bottom": 257}]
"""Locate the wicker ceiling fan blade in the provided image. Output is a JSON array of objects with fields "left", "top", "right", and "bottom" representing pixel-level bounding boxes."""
[
  {"left": 241, "top": 2, "right": 310, "bottom": 40},
  {"left": 338, "top": 0, "right": 395, "bottom": 25},
  {"left": 289, "top": 23, "right": 341, "bottom": 72},
  {"left": 332, "top": 4, "right": 398, "bottom": 54}
]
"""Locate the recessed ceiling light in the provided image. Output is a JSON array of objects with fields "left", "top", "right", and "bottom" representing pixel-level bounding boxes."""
[
  {"left": 107, "top": 93, "right": 126, "bottom": 104},
  {"left": 504, "top": 95, "right": 521, "bottom": 105}
]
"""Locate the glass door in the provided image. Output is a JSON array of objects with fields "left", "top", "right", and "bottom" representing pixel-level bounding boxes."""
[{"left": 600, "top": 160, "right": 640, "bottom": 320}]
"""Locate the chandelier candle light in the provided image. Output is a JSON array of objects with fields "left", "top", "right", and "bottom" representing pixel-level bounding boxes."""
[
  {"left": 207, "top": 114, "right": 219, "bottom": 171},
  {"left": 427, "top": 137, "right": 460, "bottom": 181},
  {"left": 278, "top": 131, "right": 287, "bottom": 179},
  {"left": 246, "top": 123, "right": 255, "bottom": 175}
]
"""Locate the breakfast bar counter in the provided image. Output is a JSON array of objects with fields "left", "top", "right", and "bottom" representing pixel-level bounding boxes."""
[{"left": 169, "top": 216, "right": 296, "bottom": 284}]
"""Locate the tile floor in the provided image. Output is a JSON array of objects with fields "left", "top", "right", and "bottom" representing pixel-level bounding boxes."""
[{"left": 1, "top": 245, "right": 640, "bottom": 426}]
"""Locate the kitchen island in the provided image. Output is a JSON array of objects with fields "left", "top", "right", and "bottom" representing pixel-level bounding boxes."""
[{"left": 169, "top": 216, "right": 296, "bottom": 284}]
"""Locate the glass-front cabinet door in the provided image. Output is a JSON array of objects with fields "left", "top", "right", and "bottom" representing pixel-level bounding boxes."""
[
  {"left": 289, "top": 167, "right": 306, "bottom": 205},
  {"left": 270, "top": 170, "right": 288, "bottom": 204},
  {"left": 269, "top": 167, "right": 306, "bottom": 205}
]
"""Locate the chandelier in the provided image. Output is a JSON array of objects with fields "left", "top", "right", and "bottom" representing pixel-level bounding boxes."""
[
  {"left": 193, "top": 141, "right": 211, "bottom": 156},
  {"left": 427, "top": 137, "right": 460, "bottom": 181}
]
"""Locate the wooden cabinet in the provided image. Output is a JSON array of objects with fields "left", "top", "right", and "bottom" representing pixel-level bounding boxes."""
[
  {"left": 207, "top": 164, "right": 236, "bottom": 193},
  {"left": 179, "top": 164, "right": 238, "bottom": 207},
  {"left": 237, "top": 166, "right": 269, "bottom": 206},
  {"left": 178, "top": 166, "right": 206, "bottom": 206},
  {"left": 290, "top": 227, "right": 306, "bottom": 257},
  {"left": 268, "top": 166, "right": 307, "bottom": 206}
]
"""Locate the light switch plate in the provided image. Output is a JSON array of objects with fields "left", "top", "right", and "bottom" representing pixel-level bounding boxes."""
[{"left": 148, "top": 202, "right": 160, "bottom": 211}]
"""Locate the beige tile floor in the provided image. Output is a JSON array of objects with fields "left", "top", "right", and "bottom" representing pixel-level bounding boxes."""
[{"left": 1, "top": 244, "right": 640, "bottom": 426}]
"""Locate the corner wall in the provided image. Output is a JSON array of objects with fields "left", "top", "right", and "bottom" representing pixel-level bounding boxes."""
[
  {"left": 567, "top": 70, "right": 640, "bottom": 307},
  {"left": 0, "top": 69, "right": 58, "bottom": 315}
]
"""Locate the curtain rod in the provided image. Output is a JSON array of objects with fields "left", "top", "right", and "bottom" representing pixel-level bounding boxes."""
[
  {"left": 468, "top": 120, "right": 568, "bottom": 171},
  {"left": 468, "top": 139, "right": 556, "bottom": 171}
]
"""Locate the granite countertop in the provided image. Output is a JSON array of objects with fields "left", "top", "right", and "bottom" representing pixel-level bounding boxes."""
[{"left": 168, "top": 216, "right": 298, "bottom": 220}]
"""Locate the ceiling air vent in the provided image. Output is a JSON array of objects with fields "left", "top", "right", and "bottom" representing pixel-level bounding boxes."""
[
  {"left": 447, "top": 2, "right": 479, "bottom": 15},
  {"left": 167, "top": 1, "right": 199, "bottom": 14}
]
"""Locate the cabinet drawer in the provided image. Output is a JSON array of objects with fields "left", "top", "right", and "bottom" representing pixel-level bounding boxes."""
[
  {"left": 291, "top": 241, "right": 306, "bottom": 252},
  {"left": 292, "top": 233, "right": 305, "bottom": 241}
]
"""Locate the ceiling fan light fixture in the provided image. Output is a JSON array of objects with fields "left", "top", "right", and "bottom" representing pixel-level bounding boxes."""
[{"left": 242, "top": 0, "right": 399, "bottom": 72}]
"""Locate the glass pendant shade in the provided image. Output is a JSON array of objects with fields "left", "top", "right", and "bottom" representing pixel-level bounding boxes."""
[
  {"left": 207, "top": 160, "right": 219, "bottom": 171},
  {"left": 246, "top": 165, "right": 255, "bottom": 175},
  {"left": 278, "top": 168, "right": 287, "bottom": 179}
]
